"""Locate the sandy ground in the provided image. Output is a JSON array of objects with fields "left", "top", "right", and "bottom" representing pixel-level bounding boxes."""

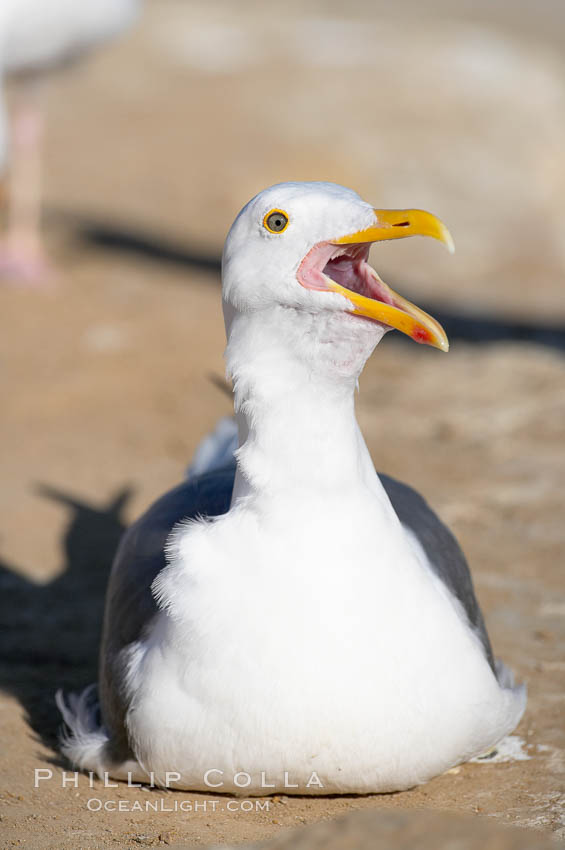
[{"left": 1, "top": 1, "right": 564, "bottom": 847}]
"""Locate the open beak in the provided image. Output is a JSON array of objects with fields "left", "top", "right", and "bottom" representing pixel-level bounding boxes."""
[{"left": 298, "top": 208, "right": 453, "bottom": 352}]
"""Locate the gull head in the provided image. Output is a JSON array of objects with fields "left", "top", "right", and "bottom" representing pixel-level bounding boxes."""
[{"left": 222, "top": 181, "right": 453, "bottom": 353}]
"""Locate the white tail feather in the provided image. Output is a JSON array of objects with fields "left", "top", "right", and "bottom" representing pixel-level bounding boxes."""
[
  {"left": 56, "top": 686, "right": 149, "bottom": 783},
  {"left": 55, "top": 685, "right": 109, "bottom": 775},
  {"left": 495, "top": 657, "right": 517, "bottom": 689},
  {"left": 186, "top": 416, "right": 237, "bottom": 479}
]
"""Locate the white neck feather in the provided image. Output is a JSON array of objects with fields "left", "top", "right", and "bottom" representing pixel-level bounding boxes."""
[{"left": 224, "top": 304, "right": 387, "bottom": 506}]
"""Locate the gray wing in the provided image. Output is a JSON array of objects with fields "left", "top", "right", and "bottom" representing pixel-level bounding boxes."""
[
  {"left": 380, "top": 473, "right": 495, "bottom": 672},
  {"left": 98, "top": 464, "right": 235, "bottom": 761}
]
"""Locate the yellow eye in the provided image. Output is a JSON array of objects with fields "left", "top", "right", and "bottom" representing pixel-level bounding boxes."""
[{"left": 263, "top": 209, "right": 289, "bottom": 234}]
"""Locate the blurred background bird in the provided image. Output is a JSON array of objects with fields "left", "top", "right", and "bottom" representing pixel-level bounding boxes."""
[{"left": 0, "top": 0, "right": 139, "bottom": 283}]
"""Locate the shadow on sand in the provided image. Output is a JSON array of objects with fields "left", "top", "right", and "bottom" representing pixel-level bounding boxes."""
[{"left": 0, "top": 485, "right": 132, "bottom": 748}]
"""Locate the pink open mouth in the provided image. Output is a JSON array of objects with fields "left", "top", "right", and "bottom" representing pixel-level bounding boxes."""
[
  {"left": 293, "top": 208, "right": 451, "bottom": 351},
  {"left": 295, "top": 236, "right": 449, "bottom": 351},
  {"left": 297, "top": 242, "right": 395, "bottom": 307}
]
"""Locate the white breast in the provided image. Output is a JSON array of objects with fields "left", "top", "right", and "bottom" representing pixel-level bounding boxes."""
[{"left": 122, "top": 495, "right": 523, "bottom": 794}]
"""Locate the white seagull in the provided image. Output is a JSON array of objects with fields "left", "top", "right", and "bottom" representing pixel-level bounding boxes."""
[
  {"left": 0, "top": 0, "right": 139, "bottom": 282},
  {"left": 57, "top": 181, "right": 526, "bottom": 795}
]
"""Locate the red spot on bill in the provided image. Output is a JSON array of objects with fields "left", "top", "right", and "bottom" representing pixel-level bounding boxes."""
[{"left": 412, "top": 327, "right": 432, "bottom": 344}]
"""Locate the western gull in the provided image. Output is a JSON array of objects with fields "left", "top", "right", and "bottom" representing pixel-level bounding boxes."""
[
  {"left": 57, "top": 181, "right": 526, "bottom": 794},
  {"left": 0, "top": 0, "right": 139, "bottom": 282}
]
